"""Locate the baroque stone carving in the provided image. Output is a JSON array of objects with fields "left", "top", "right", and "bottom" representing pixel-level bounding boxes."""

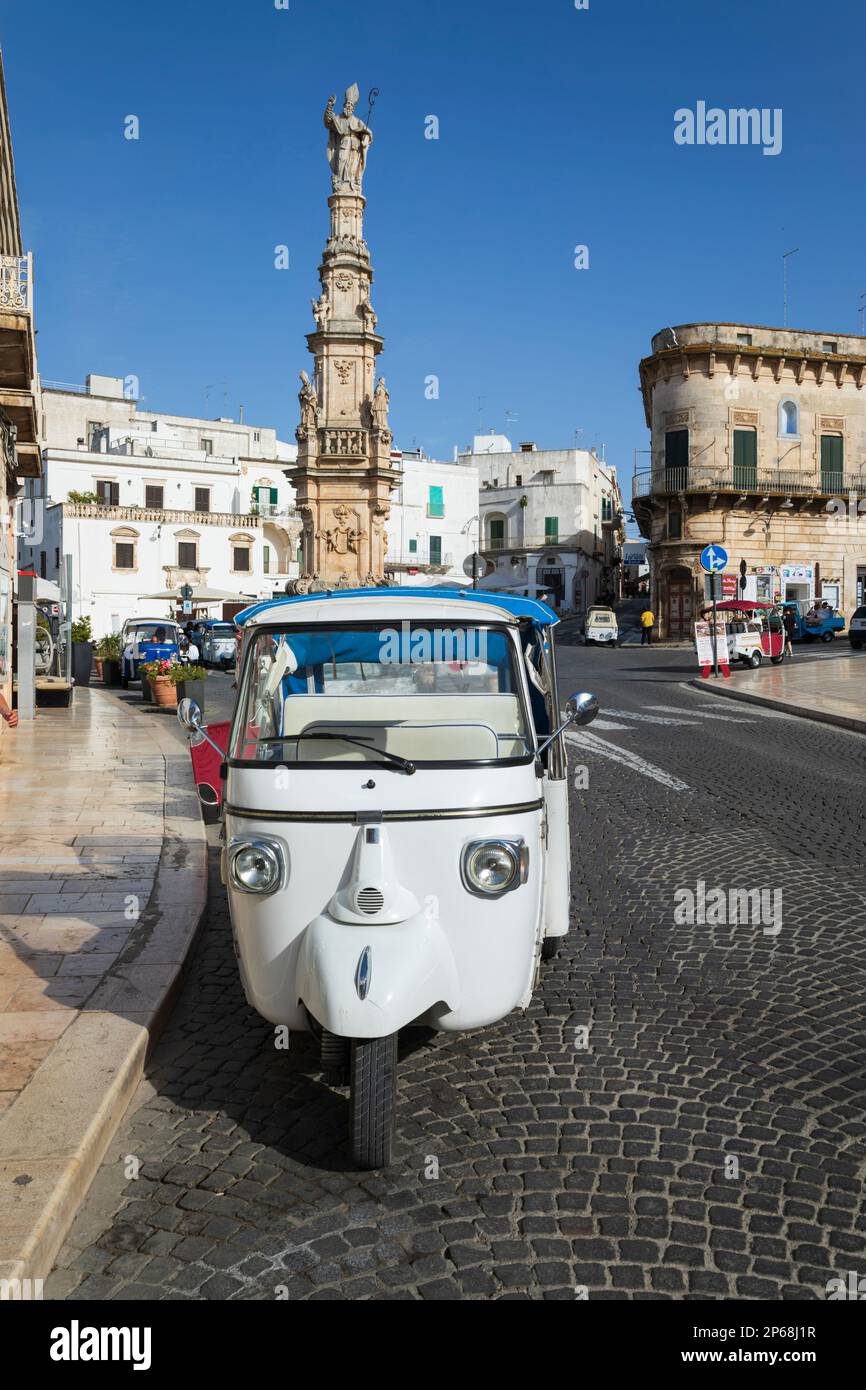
[
  {"left": 372, "top": 376, "right": 390, "bottom": 431},
  {"left": 311, "top": 289, "right": 331, "bottom": 329},
  {"left": 324, "top": 84, "right": 373, "bottom": 194}
]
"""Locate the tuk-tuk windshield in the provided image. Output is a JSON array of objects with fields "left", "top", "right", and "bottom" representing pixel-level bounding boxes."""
[
  {"left": 232, "top": 622, "right": 532, "bottom": 765},
  {"left": 128, "top": 624, "right": 178, "bottom": 644}
]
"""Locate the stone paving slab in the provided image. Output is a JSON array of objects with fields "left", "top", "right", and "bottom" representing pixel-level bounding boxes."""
[
  {"left": 693, "top": 650, "right": 866, "bottom": 733},
  {"left": 0, "top": 685, "right": 207, "bottom": 1284}
]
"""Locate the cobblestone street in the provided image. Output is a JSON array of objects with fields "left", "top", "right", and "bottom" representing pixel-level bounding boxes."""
[{"left": 46, "top": 647, "right": 866, "bottom": 1301}]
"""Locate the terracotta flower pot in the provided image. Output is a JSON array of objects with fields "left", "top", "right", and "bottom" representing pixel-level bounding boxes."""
[{"left": 150, "top": 676, "right": 178, "bottom": 708}]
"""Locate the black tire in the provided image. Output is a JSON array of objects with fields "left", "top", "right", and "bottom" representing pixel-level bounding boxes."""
[
  {"left": 770, "top": 653, "right": 785, "bottom": 665},
  {"left": 541, "top": 937, "right": 559, "bottom": 961},
  {"left": 851, "top": 640, "right": 863, "bottom": 651},
  {"left": 350, "top": 1034, "right": 396, "bottom": 1169},
  {"left": 321, "top": 1028, "right": 350, "bottom": 1081},
  {"left": 121, "top": 675, "right": 129, "bottom": 689},
  {"left": 821, "top": 631, "right": 833, "bottom": 643},
  {"left": 749, "top": 650, "right": 762, "bottom": 668}
]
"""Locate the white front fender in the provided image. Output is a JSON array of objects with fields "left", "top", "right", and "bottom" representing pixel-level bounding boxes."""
[{"left": 296, "top": 912, "right": 461, "bottom": 1039}]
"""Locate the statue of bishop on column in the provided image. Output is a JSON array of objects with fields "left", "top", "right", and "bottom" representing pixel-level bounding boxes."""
[{"left": 324, "top": 84, "right": 373, "bottom": 193}]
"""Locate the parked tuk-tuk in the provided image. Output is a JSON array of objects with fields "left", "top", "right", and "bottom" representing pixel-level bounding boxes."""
[
  {"left": 121, "top": 618, "right": 184, "bottom": 686},
  {"left": 583, "top": 605, "right": 618, "bottom": 647},
  {"left": 196, "top": 619, "right": 238, "bottom": 669},
  {"left": 178, "top": 587, "right": 599, "bottom": 1168},
  {"left": 702, "top": 600, "right": 786, "bottom": 668},
  {"left": 780, "top": 600, "right": 845, "bottom": 643}
]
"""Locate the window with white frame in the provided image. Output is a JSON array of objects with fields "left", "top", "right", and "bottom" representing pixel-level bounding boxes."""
[
  {"left": 111, "top": 526, "right": 139, "bottom": 571},
  {"left": 230, "top": 532, "right": 254, "bottom": 573}
]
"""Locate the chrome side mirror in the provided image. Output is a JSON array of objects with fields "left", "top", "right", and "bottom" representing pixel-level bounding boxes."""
[
  {"left": 177, "top": 698, "right": 227, "bottom": 758},
  {"left": 536, "top": 690, "right": 599, "bottom": 756},
  {"left": 565, "top": 691, "right": 600, "bottom": 727},
  {"left": 177, "top": 697, "right": 202, "bottom": 731}
]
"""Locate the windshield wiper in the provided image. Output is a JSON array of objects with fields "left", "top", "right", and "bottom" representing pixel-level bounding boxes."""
[{"left": 293, "top": 731, "right": 415, "bottom": 774}]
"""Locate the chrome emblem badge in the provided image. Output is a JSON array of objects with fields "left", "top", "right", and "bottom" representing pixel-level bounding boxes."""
[{"left": 355, "top": 945, "right": 372, "bottom": 1000}]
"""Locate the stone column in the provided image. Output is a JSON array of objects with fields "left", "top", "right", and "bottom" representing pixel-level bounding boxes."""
[{"left": 287, "top": 86, "right": 400, "bottom": 592}]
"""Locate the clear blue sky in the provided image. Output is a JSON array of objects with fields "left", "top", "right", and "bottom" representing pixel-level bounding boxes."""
[{"left": 3, "top": 0, "right": 865, "bottom": 514}]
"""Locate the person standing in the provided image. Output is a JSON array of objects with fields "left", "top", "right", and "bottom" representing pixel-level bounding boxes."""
[
  {"left": 640, "top": 606, "right": 655, "bottom": 646},
  {"left": 782, "top": 605, "right": 796, "bottom": 658}
]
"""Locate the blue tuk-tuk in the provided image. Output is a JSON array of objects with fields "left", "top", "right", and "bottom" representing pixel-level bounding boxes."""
[
  {"left": 781, "top": 600, "right": 846, "bottom": 644},
  {"left": 121, "top": 618, "right": 183, "bottom": 686}
]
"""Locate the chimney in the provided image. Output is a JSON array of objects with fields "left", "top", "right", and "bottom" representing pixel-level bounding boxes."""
[{"left": 519, "top": 441, "right": 535, "bottom": 453}]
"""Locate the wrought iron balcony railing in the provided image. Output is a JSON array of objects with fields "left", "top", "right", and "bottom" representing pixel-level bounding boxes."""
[
  {"left": 0, "top": 253, "right": 33, "bottom": 313},
  {"left": 632, "top": 466, "right": 864, "bottom": 500}
]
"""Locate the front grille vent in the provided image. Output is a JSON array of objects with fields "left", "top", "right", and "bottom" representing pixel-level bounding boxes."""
[{"left": 355, "top": 886, "right": 385, "bottom": 915}]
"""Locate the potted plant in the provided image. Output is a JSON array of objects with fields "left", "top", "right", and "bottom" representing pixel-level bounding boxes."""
[
  {"left": 98, "top": 633, "right": 123, "bottom": 685},
  {"left": 140, "top": 657, "right": 179, "bottom": 708},
  {"left": 71, "top": 616, "right": 94, "bottom": 687},
  {"left": 172, "top": 663, "right": 207, "bottom": 714}
]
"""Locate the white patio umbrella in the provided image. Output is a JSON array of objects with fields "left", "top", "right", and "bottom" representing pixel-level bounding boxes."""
[{"left": 135, "top": 586, "right": 257, "bottom": 604}]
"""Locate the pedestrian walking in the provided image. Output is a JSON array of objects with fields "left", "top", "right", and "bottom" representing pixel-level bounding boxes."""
[
  {"left": 782, "top": 605, "right": 796, "bottom": 658},
  {"left": 640, "top": 606, "right": 655, "bottom": 646}
]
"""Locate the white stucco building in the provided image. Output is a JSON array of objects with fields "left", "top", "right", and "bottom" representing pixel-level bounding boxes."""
[
  {"left": 18, "top": 374, "right": 302, "bottom": 635},
  {"left": 385, "top": 449, "right": 479, "bottom": 584},
  {"left": 456, "top": 435, "right": 625, "bottom": 612}
]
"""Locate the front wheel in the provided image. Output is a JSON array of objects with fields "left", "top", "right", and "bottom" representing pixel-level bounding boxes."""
[
  {"left": 350, "top": 1034, "right": 397, "bottom": 1169},
  {"left": 749, "top": 650, "right": 762, "bottom": 668},
  {"left": 821, "top": 631, "right": 834, "bottom": 643}
]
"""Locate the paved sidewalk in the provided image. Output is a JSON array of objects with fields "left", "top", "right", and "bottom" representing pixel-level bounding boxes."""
[
  {"left": 0, "top": 684, "right": 206, "bottom": 1286},
  {"left": 693, "top": 650, "right": 866, "bottom": 733}
]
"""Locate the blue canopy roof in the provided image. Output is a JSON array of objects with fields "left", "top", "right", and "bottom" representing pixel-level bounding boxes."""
[{"left": 234, "top": 586, "right": 559, "bottom": 628}]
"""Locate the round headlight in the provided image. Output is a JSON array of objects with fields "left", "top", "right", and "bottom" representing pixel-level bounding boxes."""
[
  {"left": 464, "top": 840, "right": 519, "bottom": 895},
  {"left": 231, "top": 841, "right": 281, "bottom": 894}
]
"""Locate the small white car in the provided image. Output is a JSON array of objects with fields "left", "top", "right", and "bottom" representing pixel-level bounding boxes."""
[
  {"left": 584, "top": 606, "right": 618, "bottom": 647},
  {"left": 849, "top": 605, "right": 866, "bottom": 650}
]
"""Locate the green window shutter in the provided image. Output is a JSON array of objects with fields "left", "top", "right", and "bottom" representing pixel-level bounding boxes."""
[
  {"left": 428, "top": 485, "right": 444, "bottom": 517},
  {"left": 733, "top": 430, "right": 757, "bottom": 489},
  {"left": 820, "top": 435, "right": 843, "bottom": 490},
  {"left": 270, "top": 487, "right": 278, "bottom": 505},
  {"left": 429, "top": 535, "right": 442, "bottom": 564},
  {"left": 408, "top": 538, "right": 417, "bottom": 554},
  {"left": 544, "top": 516, "right": 558, "bottom": 542},
  {"left": 263, "top": 544, "right": 270, "bottom": 574}
]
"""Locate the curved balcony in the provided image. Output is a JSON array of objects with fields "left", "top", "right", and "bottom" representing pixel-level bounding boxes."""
[{"left": 632, "top": 465, "right": 862, "bottom": 500}]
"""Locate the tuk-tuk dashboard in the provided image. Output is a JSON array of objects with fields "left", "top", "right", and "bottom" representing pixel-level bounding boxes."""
[{"left": 228, "top": 620, "right": 538, "bottom": 768}]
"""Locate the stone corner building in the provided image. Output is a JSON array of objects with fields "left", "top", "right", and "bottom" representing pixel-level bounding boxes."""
[
  {"left": 287, "top": 84, "right": 400, "bottom": 592},
  {"left": 0, "top": 46, "right": 41, "bottom": 725},
  {"left": 633, "top": 322, "right": 866, "bottom": 639}
]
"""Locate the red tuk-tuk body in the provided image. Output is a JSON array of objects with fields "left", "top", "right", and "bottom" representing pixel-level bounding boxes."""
[{"left": 709, "top": 600, "right": 786, "bottom": 665}]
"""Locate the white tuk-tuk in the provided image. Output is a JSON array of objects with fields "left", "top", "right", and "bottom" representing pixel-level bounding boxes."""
[{"left": 178, "top": 587, "right": 598, "bottom": 1168}]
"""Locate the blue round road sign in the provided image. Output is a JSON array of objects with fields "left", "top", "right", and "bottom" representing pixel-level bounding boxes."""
[{"left": 700, "top": 544, "right": 728, "bottom": 573}]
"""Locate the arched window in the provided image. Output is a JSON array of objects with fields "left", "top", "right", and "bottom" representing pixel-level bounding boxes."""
[{"left": 779, "top": 399, "right": 799, "bottom": 438}]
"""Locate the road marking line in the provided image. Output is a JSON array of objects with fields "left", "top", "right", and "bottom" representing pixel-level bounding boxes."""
[
  {"left": 644, "top": 703, "right": 755, "bottom": 723},
  {"left": 602, "top": 708, "right": 702, "bottom": 727},
  {"left": 590, "top": 718, "right": 633, "bottom": 731},
  {"left": 566, "top": 731, "right": 691, "bottom": 792}
]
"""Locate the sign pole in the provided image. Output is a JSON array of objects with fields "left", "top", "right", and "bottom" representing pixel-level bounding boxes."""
[{"left": 711, "top": 575, "right": 719, "bottom": 678}]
